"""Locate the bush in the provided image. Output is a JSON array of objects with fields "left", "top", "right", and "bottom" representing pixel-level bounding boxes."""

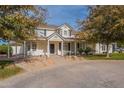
[
  {"left": 84, "top": 47, "right": 92, "bottom": 55},
  {"left": 78, "top": 48, "right": 84, "bottom": 55},
  {"left": 0, "top": 45, "right": 12, "bottom": 55},
  {"left": 0, "top": 60, "right": 14, "bottom": 69}
]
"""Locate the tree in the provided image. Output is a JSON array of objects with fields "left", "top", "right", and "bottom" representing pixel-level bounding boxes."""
[
  {"left": 0, "top": 5, "right": 46, "bottom": 58},
  {"left": 79, "top": 6, "right": 124, "bottom": 58}
]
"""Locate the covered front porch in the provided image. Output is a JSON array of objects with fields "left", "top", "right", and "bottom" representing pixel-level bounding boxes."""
[
  {"left": 23, "top": 33, "right": 86, "bottom": 57},
  {"left": 24, "top": 40, "right": 86, "bottom": 57}
]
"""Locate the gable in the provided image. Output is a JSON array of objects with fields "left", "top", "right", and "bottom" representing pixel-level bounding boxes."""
[
  {"left": 59, "top": 24, "right": 71, "bottom": 31},
  {"left": 48, "top": 33, "right": 64, "bottom": 41}
]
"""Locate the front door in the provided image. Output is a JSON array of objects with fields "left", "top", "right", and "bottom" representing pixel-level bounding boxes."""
[{"left": 50, "top": 44, "right": 55, "bottom": 54}]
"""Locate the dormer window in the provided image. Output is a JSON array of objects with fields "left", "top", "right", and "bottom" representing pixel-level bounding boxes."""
[{"left": 64, "top": 30, "right": 67, "bottom": 36}]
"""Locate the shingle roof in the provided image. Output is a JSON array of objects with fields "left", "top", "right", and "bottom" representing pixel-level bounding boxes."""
[
  {"left": 37, "top": 23, "right": 77, "bottom": 34},
  {"left": 37, "top": 24, "right": 58, "bottom": 30}
]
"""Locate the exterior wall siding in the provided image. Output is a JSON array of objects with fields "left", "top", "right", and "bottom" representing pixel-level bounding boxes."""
[{"left": 46, "top": 30, "right": 55, "bottom": 37}]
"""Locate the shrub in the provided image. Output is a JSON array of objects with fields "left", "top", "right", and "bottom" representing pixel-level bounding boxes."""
[
  {"left": 0, "top": 45, "right": 12, "bottom": 55},
  {"left": 78, "top": 48, "right": 84, "bottom": 55},
  {"left": 84, "top": 47, "right": 92, "bottom": 55},
  {"left": 0, "top": 60, "right": 14, "bottom": 69}
]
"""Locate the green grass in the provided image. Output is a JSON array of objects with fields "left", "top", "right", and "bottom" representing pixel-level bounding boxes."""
[
  {"left": 0, "top": 60, "right": 23, "bottom": 79},
  {"left": 83, "top": 53, "right": 124, "bottom": 60},
  {"left": 0, "top": 66, "right": 22, "bottom": 80}
]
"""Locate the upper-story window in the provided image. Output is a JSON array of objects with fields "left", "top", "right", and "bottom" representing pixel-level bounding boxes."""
[
  {"left": 59, "top": 30, "right": 62, "bottom": 35},
  {"left": 64, "top": 30, "right": 67, "bottom": 36}
]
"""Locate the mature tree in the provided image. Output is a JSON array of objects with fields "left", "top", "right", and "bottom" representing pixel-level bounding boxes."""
[
  {"left": 0, "top": 5, "right": 46, "bottom": 58},
  {"left": 79, "top": 6, "right": 124, "bottom": 57}
]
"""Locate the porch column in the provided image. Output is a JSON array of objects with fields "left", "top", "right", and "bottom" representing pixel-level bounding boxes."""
[
  {"left": 47, "top": 40, "right": 50, "bottom": 57},
  {"left": 69, "top": 42, "right": 71, "bottom": 56},
  {"left": 61, "top": 41, "right": 63, "bottom": 56},
  {"left": 74, "top": 42, "right": 76, "bottom": 56},
  {"left": 23, "top": 41, "right": 26, "bottom": 58}
]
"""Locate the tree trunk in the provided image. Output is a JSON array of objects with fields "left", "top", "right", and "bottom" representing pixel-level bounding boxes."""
[
  {"left": 106, "top": 43, "right": 110, "bottom": 58},
  {"left": 99, "top": 43, "right": 100, "bottom": 54},
  {"left": 7, "top": 41, "right": 10, "bottom": 58},
  {"left": 15, "top": 42, "right": 17, "bottom": 58},
  {"left": 23, "top": 41, "right": 26, "bottom": 58}
]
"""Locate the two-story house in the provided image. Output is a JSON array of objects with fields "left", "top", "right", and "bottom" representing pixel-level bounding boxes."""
[
  {"left": 11, "top": 23, "right": 117, "bottom": 57},
  {"left": 25, "top": 23, "right": 84, "bottom": 57}
]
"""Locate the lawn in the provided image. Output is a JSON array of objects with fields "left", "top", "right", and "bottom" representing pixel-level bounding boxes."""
[
  {"left": 0, "top": 60, "right": 23, "bottom": 80},
  {"left": 83, "top": 53, "right": 124, "bottom": 60}
]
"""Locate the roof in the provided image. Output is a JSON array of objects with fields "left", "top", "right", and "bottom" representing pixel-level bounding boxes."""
[
  {"left": 38, "top": 23, "right": 74, "bottom": 30},
  {"left": 58, "top": 23, "right": 74, "bottom": 30},
  {"left": 37, "top": 24, "right": 58, "bottom": 30},
  {"left": 36, "top": 23, "right": 78, "bottom": 37}
]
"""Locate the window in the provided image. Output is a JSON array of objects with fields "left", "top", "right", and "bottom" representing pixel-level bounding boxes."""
[
  {"left": 102, "top": 45, "right": 106, "bottom": 51},
  {"left": 59, "top": 43, "right": 61, "bottom": 51},
  {"left": 27, "top": 43, "right": 30, "bottom": 51},
  {"left": 32, "top": 42, "right": 37, "bottom": 51},
  {"left": 60, "top": 30, "right": 62, "bottom": 35},
  {"left": 64, "top": 30, "right": 67, "bottom": 36}
]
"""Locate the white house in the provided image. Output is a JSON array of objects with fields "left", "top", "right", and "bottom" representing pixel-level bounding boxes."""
[{"left": 11, "top": 23, "right": 117, "bottom": 57}]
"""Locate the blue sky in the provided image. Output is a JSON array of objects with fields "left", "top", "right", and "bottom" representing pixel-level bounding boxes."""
[
  {"left": 42, "top": 5, "right": 89, "bottom": 29},
  {"left": 0, "top": 38, "right": 8, "bottom": 45}
]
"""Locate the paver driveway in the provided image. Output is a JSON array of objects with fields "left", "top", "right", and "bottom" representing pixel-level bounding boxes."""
[{"left": 0, "top": 56, "right": 124, "bottom": 88}]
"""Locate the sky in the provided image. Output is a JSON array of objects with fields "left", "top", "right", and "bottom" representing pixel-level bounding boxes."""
[
  {"left": 0, "top": 38, "right": 8, "bottom": 45},
  {"left": 42, "top": 5, "right": 89, "bottom": 29}
]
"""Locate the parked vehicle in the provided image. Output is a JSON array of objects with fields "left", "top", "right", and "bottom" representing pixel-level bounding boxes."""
[{"left": 115, "top": 48, "right": 124, "bottom": 53}]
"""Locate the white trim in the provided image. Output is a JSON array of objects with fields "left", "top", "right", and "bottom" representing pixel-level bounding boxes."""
[
  {"left": 61, "top": 41, "right": 64, "bottom": 56},
  {"left": 47, "top": 32, "right": 64, "bottom": 41},
  {"left": 74, "top": 42, "right": 76, "bottom": 55},
  {"left": 23, "top": 41, "right": 26, "bottom": 57},
  {"left": 47, "top": 40, "right": 50, "bottom": 57}
]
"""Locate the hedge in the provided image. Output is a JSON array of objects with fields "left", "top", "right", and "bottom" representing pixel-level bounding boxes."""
[{"left": 0, "top": 60, "right": 14, "bottom": 69}]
